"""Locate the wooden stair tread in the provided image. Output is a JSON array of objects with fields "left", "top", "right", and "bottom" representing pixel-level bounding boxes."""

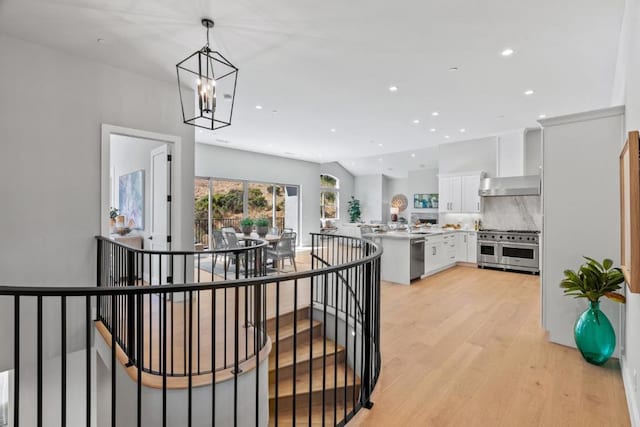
[
  {"left": 269, "top": 361, "right": 360, "bottom": 398},
  {"left": 268, "top": 318, "right": 321, "bottom": 342},
  {"left": 269, "top": 401, "right": 356, "bottom": 427},
  {"left": 270, "top": 336, "right": 343, "bottom": 370}
]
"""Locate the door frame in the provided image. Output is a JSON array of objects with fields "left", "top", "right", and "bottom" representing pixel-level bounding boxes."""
[{"left": 100, "top": 124, "right": 183, "bottom": 249}]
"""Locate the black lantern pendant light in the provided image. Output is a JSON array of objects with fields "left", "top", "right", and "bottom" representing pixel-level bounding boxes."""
[{"left": 176, "top": 18, "right": 238, "bottom": 130}]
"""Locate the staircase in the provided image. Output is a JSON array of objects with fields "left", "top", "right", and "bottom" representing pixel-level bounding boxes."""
[{"left": 267, "top": 307, "right": 361, "bottom": 426}]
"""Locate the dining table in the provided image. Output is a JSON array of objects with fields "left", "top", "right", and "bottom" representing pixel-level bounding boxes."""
[{"left": 236, "top": 232, "right": 281, "bottom": 244}]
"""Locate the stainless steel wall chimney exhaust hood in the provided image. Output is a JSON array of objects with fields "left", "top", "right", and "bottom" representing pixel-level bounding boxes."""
[{"left": 479, "top": 175, "right": 541, "bottom": 197}]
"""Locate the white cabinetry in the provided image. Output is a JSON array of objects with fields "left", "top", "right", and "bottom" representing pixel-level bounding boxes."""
[
  {"left": 455, "top": 233, "right": 467, "bottom": 261},
  {"left": 425, "top": 235, "right": 443, "bottom": 274},
  {"left": 439, "top": 173, "right": 484, "bottom": 213},
  {"left": 425, "top": 233, "right": 457, "bottom": 275},
  {"left": 467, "top": 232, "right": 477, "bottom": 263},
  {"left": 438, "top": 176, "right": 462, "bottom": 212},
  {"left": 454, "top": 231, "right": 478, "bottom": 264},
  {"left": 461, "top": 175, "right": 482, "bottom": 213}
]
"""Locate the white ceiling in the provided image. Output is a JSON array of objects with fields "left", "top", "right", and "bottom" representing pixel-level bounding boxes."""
[{"left": 0, "top": 0, "right": 625, "bottom": 176}]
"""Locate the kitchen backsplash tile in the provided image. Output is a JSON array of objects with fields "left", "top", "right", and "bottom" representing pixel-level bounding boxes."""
[{"left": 481, "top": 196, "right": 541, "bottom": 231}]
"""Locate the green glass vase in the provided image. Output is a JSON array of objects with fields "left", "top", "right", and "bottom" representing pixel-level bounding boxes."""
[{"left": 574, "top": 301, "right": 615, "bottom": 365}]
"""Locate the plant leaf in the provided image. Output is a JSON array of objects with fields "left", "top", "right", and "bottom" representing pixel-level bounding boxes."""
[{"left": 605, "top": 292, "right": 626, "bottom": 303}]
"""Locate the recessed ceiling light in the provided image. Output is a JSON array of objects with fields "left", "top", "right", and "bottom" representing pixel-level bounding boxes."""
[
  {"left": 389, "top": 86, "right": 398, "bottom": 92},
  {"left": 378, "top": 158, "right": 383, "bottom": 162},
  {"left": 497, "top": 115, "right": 505, "bottom": 119},
  {"left": 501, "top": 48, "right": 514, "bottom": 56},
  {"left": 449, "top": 66, "right": 459, "bottom": 72},
  {"left": 413, "top": 119, "right": 420, "bottom": 124},
  {"left": 223, "top": 93, "right": 232, "bottom": 100},
  {"left": 445, "top": 135, "right": 450, "bottom": 139},
  {"left": 272, "top": 109, "right": 278, "bottom": 114},
  {"left": 419, "top": 164, "right": 425, "bottom": 168},
  {"left": 459, "top": 128, "right": 466, "bottom": 133},
  {"left": 538, "top": 114, "right": 547, "bottom": 119},
  {"left": 411, "top": 153, "right": 416, "bottom": 158},
  {"left": 430, "top": 128, "right": 437, "bottom": 132},
  {"left": 351, "top": 161, "right": 355, "bottom": 166},
  {"left": 284, "top": 151, "right": 296, "bottom": 155},
  {"left": 524, "top": 90, "right": 534, "bottom": 95},
  {"left": 378, "top": 143, "right": 383, "bottom": 147},
  {"left": 387, "top": 168, "right": 393, "bottom": 171},
  {"left": 268, "top": 143, "right": 274, "bottom": 148},
  {"left": 97, "top": 38, "right": 105, "bottom": 44},
  {"left": 255, "top": 105, "right": 263, "bottom": 109},
  {"left": 432, "top": 112, "right": 439, "bottom": 116},
  {"left": 330, "top": 128, "right": 336, "bottom": 133}
]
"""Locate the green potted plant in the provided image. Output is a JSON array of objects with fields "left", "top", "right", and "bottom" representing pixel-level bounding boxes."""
[
  {"left": 240, "top": 217, "right": 254, "bottom": 236},
  {"left": 348, "top": 196, "right": 361, "bottom": 223},
  {"left": 560, "top": 257, "right": 626, "bottom": 365},
  {"left": 109, "top": 207, "right": 119, "bottom": 230},
  {"left": 255, "top": 217, "right": 270, "bottom": 238}
]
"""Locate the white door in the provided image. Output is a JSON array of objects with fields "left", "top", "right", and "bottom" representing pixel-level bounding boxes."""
[
  {"left": 150, "top": 144, "right": 172, "bottom": 283},
  {"left": 462, "top": 175, "right": 481, "bottom": 212}
]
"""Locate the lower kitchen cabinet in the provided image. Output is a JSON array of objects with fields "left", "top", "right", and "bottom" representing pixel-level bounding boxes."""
[
  {"left": 454, "top": 231, "right": 478, "bottom": 263},
  {"left": 425, "top": 233, "right": 458, "bottom": 275},
  {"left": 466, "top": 232, "right": 477, "bottom": 262}
]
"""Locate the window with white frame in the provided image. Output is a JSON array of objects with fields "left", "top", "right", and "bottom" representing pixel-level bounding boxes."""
[{"left": 320, "top": 174, "right": 339, "bottom": 220}]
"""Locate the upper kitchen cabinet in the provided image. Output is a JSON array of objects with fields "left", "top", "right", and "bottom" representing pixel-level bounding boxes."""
[
  {"left": 462, "top": 175, "right": 482, "bottom": 212},
  {"left": 439, "top": 176, "right": 461, "bottom": 212},
  {"left": 439, "top": 172, "right": 485, "bottom": 213}
]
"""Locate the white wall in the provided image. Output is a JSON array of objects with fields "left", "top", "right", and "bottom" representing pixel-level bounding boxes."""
[
  {"left": 320, "top": 162, "right": 355, "bottom": 224},
  {"left": 496, "top": 131, "right": 525, "bottom": 177},
  {"left": 0, "top": 34, "right": 195, "bottom": 370},
  {"left": 612, "top": 1, "right": 640, "bottom": 422},
  {"left": 110, "top": 135, "right": 165, "bottom": 242},
  {"left": 407, "top": 168, "right": 439, "bottom": 219},
  {"left": 524, "top": 128, "right": 543, "bottom": 176},
  {"left": 195, "top": 144, "right": 320, "bottom": 246},
  {"left": 354, "top": 174, "right": 383, "bottom": 222},
  {"left": 540, "top": 107, "right": 624, "bottom": 357},
  {"left": 438, "top": 137, "right": 498, "bottom": 177}
]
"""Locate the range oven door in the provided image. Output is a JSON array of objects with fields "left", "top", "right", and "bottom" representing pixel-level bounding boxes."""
[
  {"left": 499, "top": 242, "right": 539, "bottom": 270},
  {"left": 477, "top": 240, "right": 499, "bottom": 265}
]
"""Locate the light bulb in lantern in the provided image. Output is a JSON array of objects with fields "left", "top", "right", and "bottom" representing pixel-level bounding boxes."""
[{"left": 197, "top": 78, "right": 216, "bottom": 115}]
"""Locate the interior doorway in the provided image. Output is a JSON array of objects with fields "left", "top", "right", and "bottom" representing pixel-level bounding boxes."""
[{"left": 100, "top": 125, "right": 183, "bottom": 256}]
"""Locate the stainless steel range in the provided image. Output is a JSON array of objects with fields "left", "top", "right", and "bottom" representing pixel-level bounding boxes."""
[{"left": 477, "top": 230, "right": 540, "bottom": 274}]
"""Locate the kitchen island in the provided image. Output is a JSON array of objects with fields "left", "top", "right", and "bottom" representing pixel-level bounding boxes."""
[{"left": 367, "top": 230, "right": 477, "bottom": 285}]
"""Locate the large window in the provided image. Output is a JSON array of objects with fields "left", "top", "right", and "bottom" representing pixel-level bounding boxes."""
[
  {"left": 194, "top": 178, "right": 300, "bottom": 245},
  {"left": 320, "top": 174, "right": 339, "bottom": 220}
]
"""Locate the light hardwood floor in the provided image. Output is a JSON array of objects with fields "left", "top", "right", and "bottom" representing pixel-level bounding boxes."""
[{"left": 349, "top": 266, "right": 630, "bottom": 427}]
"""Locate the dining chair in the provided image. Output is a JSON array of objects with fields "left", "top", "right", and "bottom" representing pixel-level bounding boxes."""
[
  {"left": 223, "top": 231, "right": 243, "bottom": 272},
  {"left": 360, "top": 225, "right": 374, "bottom": 239},
  {"left": 211, "top": 230, "right": 227, "bottom": 270},
  {"left": 221, "top": 227, "right": 237, "bottom": 235},
  {"left": 267, "top": 231, "right": 297, "bottom": 272}
]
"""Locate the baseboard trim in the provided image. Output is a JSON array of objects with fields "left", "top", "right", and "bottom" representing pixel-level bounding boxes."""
[{"left": 622, "top": 357, "right": 640, "bottom": 427}]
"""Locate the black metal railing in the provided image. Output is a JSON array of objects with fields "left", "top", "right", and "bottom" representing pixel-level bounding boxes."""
[
  {"left": 2, "top": 233, "right": 381, "bottom": 426},
  {"left": 195, "top": 217, "right": 287, "bottom": 245}
]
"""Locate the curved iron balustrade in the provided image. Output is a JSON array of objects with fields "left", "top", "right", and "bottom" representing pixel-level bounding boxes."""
[{"left": 1, "top": 233, "right": 382, "bottom": 426}]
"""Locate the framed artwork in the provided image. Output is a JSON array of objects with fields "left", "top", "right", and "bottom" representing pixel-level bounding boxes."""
[
  {"left": 620, "top": 131, "right": 640, "bottom": 292},
  {"left": 119, "top": 170, "right": 145, "bottom": 229},
  {"left": 414, "top": 193, "right": 439, "bottom": 209}
]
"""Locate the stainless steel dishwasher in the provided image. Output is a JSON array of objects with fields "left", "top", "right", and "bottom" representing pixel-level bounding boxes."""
[{"left": 410, "top": 238, "right": 425, "bottom": 280}]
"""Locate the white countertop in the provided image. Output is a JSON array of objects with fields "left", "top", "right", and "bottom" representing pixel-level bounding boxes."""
[{"left": 366, "top": 229, "right": 477, "bottom": 239}]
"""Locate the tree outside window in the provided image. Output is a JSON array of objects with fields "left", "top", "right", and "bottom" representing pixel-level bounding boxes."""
[{"left": 320, "top": 174, "right": 339, "bottom": 220}]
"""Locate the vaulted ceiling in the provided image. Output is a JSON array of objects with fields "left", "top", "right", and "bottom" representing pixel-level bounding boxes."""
[{"left": 0, "top": 0, "right": 625, "bottom": 176}]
